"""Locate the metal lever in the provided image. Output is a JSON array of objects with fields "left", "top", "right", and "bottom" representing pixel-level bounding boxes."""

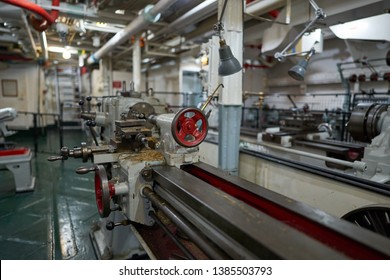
[
  {"left": 86, "top": 120, "right": 99, "bottom": 146},
  {"left": 201, "top": 83, "right": 223, "bottom": 112},
  {"left": 47, "top": 156, "right": 64, "bottom": 161},
  {"left": 75, "top": 166, "right": 96, "bottom": 174},
  {"left": 106, "top": 220, "right": 131, "bottom": 231},
  {"left": 79, "top": 100, "right": 85, "bottom": 113},
  {"left": 86, "top": 96, "right": 92, "bottom": 113}
]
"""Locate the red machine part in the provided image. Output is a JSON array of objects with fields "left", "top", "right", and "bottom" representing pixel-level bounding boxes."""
[
  {"left": 0, "top": 147, "right": 29, "bottom": 156},
  {"left": 94, "top": 165, "right": 114, "bottom": 218},
  {"left": 171, "top": 108, "right": 208, "bottom": 148},
  {"left": 0, "top": 0, "right": 59, "bottom": 31}
]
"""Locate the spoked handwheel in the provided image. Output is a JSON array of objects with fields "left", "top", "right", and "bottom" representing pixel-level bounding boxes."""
[
  {"left": 171, "top": 107, "right": 208, "bottom": 148},
  {"left": 94, "top": 165, "right": 114, "bottom": 218},
  {"left": 342, "top": 205, "right": 390, "bottom": 238}
]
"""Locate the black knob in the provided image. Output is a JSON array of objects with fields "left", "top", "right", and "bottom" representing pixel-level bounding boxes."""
[
  {"left": 106, "top": 221, "right": 115, "bottom": 231},
  {"left": 79, "top": 100, "right": 85, "bottom": 113},
  {"left": 86, "top": 96, "right": 92, "bottom": 101}
]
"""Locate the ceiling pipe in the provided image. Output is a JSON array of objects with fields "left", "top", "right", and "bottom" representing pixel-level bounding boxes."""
[
  {"left": 87, "top": 0, "right": 180, "bottom": 65},
  {"left": 153, "top": 0, "right": 218, "bottom": 39},
  {"left": 39, "top": 32, "right": 49, "bottom": 62},
  {"left": 0, "top": 0, "right": 60, "bottom": 32},
  {"left": 20, "top": 10, "right": 38, "bottom": 59}
]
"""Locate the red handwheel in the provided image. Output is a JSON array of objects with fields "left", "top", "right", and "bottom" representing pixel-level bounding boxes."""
[
  {"left": 171, "top": 107, "right": 208, "bottom": 148},
  {"left": 94, "top": 165, "right": 114, "bottom": 218}
]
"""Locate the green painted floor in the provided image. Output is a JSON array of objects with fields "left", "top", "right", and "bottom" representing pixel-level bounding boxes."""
[{"left": 0, "top": 128, "right": 99, "bottom": 260}]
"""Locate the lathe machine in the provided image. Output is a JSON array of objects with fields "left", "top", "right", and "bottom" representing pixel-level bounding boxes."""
[{"left": 49, "top": 96, "right": 390, "bottom": 259}]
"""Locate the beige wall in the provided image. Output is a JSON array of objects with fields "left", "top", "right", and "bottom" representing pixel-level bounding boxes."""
[{"left": 0, "top": 64, "right": 45, "bottom": 129}]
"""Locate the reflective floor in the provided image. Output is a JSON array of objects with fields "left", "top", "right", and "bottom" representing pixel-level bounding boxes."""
[{"left": 0, "top": 128, "right": 99, "bottom": 260}]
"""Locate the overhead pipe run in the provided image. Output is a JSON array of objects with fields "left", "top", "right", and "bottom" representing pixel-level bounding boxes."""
[
  {"left": 153, "top": 0, "right": 218, "bottom": 39},
  {"left": 87, "top": 0, "right": 180, "bottom": 65},
  {"left": 20, "top": 10, "right": 38, "bottom": 59},
  {"left": 0, "top": 0, "right": 60, "bottom": 32}
]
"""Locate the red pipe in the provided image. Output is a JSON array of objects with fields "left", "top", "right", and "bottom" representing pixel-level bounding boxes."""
[{"left": 0, "top": 0, "right": 60, "bottom": 31}]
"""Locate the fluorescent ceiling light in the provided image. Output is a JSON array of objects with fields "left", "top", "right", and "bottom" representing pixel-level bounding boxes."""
[
  {"left": 115, "top": 9, "right": 125, "bottom": 15},
  {"left": 62, "top": 50, "right": 71, "bottom": 59},
  {"left": 329, "top": 14, "right": 390, "bottom": 41},
  {"left": 48, "top": 46, "right": 78, "bottom": 54},
  {"left": 82, "top": 20, "right": 125, "bottom": 33}
]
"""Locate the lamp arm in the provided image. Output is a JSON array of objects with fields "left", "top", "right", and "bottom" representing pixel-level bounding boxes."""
[
  {"left": 309, "top": 0, "right": 320, "bottom": 11},
  {"left": 280, "top": 49, "right": 312, "bottom": 58},
  {"left": 274, "top": 0, "right": 326, "bottom": 62},
  {"left": 218, "top": 0, "right": 229, "bottom": 23}
]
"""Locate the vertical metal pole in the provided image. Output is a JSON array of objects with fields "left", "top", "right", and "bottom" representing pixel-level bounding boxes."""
[
  {"left": 133, "top": 35, "right": 142, "bottom": 92},
  {"left": 218, "top": 0, "right": 243, "bottom": 175},
  {"left": 337, "top": 63, "right": 351, "bottom": 112},
  {"left": 54, "top": 68, "right": 63, "bottom": 149},
  {"left": 33, "top": 113, "right": 38, "bottom": 156},
  {"left": 108, "top": 53, "right": 113, "bottom": 96},
  {"left": 77, "top": 66, "right": 82, "bottom": 97},
  {"left": 100, "top": 57, "right": 111, "bottom": 96}
]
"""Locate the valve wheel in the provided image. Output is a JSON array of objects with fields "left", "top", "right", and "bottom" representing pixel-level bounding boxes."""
[
  {"left": 171, "top": 107, "right": 208, "bottom": 148},
  {"left": 94, "top": 165, "right": 112, "bottom": 218}
]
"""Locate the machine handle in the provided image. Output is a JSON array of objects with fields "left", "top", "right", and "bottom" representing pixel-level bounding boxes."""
[
  {"left": 76, "top": 166, "right": 97, "bottom": 174},
  {"left": 47, "top": 155, "right": 63, "bottom": 161},
  {"left": 106, "top": 220, "right": 131, "bottom": 231},
  {"left": 86, "top": 96, "right": 92, "bottom": 113},
  {"left": 78, "top": 100, "right": 85, "bottom": 113},
  {"left": 171, "top": 107, "right": 208, "bottom": 148}
]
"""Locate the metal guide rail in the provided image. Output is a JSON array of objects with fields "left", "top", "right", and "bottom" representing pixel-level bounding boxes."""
[{"left": 138, "top": 162, "right": 390, "bottom": 259}]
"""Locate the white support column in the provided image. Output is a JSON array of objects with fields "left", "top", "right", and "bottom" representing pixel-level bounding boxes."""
[
  {"left": 218, "top": 0, "right": 243, "bottom": 174},
  {"left": 208, "top": 36, "right": 220, "bottom": 96},
  {"left": 220, "top": 0, "right": 243, "bottom": 106},
  {"left": 100, "top": 57, "right": 112, "bottom": 96},
  {"left": 133, "top": 36, "right": 142, "bottom": 92}
]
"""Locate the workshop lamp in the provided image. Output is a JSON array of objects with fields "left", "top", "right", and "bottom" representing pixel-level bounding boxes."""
[
  {"left": 288, "top": 47, "right": 315, "bottom": 81},
  {"left": 215, "top": 0, "right": 242, "bottom": 76},
  {"left": 218, "top": 39, "right": 241, "bottom": 76}
]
